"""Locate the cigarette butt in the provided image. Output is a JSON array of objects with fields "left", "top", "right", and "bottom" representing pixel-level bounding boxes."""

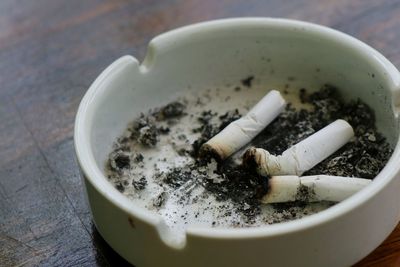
[
  {"left": 200, "top": 90, "right": 286, "bottom": 160},
  {"left": 243, "top": 119, "right": 354, "bottom": 176},
  {"left": 300, "top": 175, "right": 371, "bottom": 202},
  {"left": 261, "top": 175, "right": 371, "bottom": 204},
  {"left": 262, "top": 175, "right": 300, "bottom": 203}
]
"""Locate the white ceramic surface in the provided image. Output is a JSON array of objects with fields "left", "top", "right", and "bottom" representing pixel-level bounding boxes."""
[{"left": 74, "top": 18, "right": 400, "bottom": 267}]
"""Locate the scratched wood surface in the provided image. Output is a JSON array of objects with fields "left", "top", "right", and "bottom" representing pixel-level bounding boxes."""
[{"left": 1, "top": 0, "right": 400, "bottom": 266}]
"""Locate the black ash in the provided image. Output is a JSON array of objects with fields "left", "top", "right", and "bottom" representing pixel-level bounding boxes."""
[
  {"left": 129, "top": 101, "right": 186, "bottom": 147},
  {"left": 156, "top": 101, "right": 186, "bottom": 119},
  {"left": 153, "top": 192, "right": 168, "bottom": 208},
  {"left": 241, "top": 76, "right": 254, "bottom": 88},
  {"left": 296, "top": 184, "right": 315, "bottom": 202},
  {"left": 132, "top": 176, "right": 147, "bottom": 190},
  {"left": 109, "top": 150, "right": 130, "bottom": 172}
]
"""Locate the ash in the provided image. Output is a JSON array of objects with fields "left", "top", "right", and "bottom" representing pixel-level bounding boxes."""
[{"left": 106, "top": 83, "right": 392, "bottom": 230}]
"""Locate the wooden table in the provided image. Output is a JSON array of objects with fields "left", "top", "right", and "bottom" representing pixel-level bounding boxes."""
[{"left": 1, "top": 0, "right": 400, "bottom": 266}]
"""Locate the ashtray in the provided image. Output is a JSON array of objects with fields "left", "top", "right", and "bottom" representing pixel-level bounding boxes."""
[{"left": 74, "top": 18, "right": 400, "bottom": 266}]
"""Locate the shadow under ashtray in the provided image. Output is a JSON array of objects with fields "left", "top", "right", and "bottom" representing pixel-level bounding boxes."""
[{"left": 92, "top": 224, "right": 134, "bottom": 267}]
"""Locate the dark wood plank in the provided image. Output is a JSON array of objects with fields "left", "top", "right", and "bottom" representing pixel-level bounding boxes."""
[
  {"left": 0, "top": 97, "right": 109, "bottom": 266},
  {"left": 1, "top": 0, "right": 400, "bottom": 266}
]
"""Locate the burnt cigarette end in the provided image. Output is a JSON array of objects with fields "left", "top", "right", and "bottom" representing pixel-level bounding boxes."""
[
  {"left": 255, "top": 176, "right": 270, "bottom": 199},
  {"left": 261, "top": 177, "right": 278, "bottom": 201},
  {"left": 199, "top": 143, "right": 224, "bottom": 162},
  {"left": 242, "top": 147, "right": 258, "bottom": 171},
  {"left": 262, "top": 177, "right": 274, "bottom": 197},
  {"left": 260, "top": 176, "right": 300, "bottom": 204}
]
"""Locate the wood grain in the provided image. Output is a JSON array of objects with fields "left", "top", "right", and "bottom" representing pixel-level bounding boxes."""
[{"left": 1, "top": 0, "right": 400, "bottom": 266}]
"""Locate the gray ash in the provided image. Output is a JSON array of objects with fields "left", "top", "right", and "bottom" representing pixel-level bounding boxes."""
[
  {"left": 161, "top": 168, "right": 194, "bottom": 189},
  {"left": 204, "top": 162, "right": 268, "bottom": 223},
  {"left": 133, "top": 153, "right": 144, "bottom": 163},
  {"left": 132, "top": 176, "right": 147, "bottom": 190},
  {"left": 296, "top": 184, "right": 315, "bottom": 202},
  {"left": 130, "top": 114, "right": 159, "bottom": 147},
  {"left": 129, "top": 101, "right": 186, "bottom": 147},
  {"left": 156, "top": 101, "right": 186, "bottom": 119},
  {"left": 153, "top": 192, "right": 168, "bottom": 208},
  {"left": 115, "top": 182, "right": 125, "bottom": 193},
  {"left": 138, "top": 125, "right": 158, "bottom": 147},
  {"left": 109, "top": 150, "right": 130, "bottom": 172}
]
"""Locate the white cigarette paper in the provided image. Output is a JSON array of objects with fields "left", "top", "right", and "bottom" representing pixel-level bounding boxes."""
[
  {"left": 243, "top": 119, "right": 354, "bottom": 176},
  {"left": 262, "top": 175, "right": 371, "bottom": 204},
  {"left": 200, "top": 90, "right": 286, "bottom": 160}
]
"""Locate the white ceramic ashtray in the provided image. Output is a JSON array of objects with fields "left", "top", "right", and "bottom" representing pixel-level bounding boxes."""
[{"left": 74, "top": 18, "right": 400, "bottom": 266}]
